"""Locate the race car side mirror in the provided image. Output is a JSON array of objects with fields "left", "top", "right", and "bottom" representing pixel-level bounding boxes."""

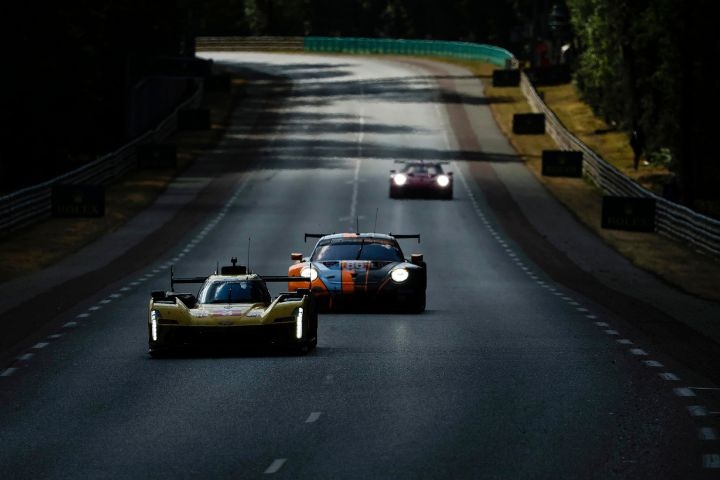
[
  {"left": 410, "top": 253, "right": 424, "bottom": 265},
  {"left": 291, "top": 253, "right": 303, "bottom": 262}
]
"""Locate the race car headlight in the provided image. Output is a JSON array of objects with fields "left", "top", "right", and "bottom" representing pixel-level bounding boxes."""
[
  {"left": 393, "top": 173, "right": 407, "bottom": 186},
  {"left": 391, "top": 268, "right": 409, "bottom": 283},
  {"left": 436, "top": 174, "right": 450, "bottom": 187},
  {"left": 300, "top": 266, "right": 318, "bottom": 281},
  {"left": 296, "top": 307, "right": 304, "bottom": 339},
  {"left": 150, "top": 310, "right": 161, "bottom": 341}
]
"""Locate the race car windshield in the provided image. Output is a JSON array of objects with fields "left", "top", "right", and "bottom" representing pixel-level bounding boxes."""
[
  {"left": 199, "top": 281, "right": 270, "bottom": 304},
  {"left": 404, "top": 164, "right": 441, "bottom": 175},
  {"left": 311, "top": 240, "right": 404, "bottom": 262}
]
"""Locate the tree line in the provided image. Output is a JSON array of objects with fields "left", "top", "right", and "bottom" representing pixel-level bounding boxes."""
[{"left": 2, "top": 1, "right": 717, "bottom": 216}]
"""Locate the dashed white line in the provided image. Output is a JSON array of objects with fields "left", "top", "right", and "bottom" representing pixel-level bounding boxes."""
[
  {"left": 1, "top": 368, "right": 17, "bottom": 377},
  {"left": 688, "top": 406, "right": 708, "bottom": 416},
  {"left": 605, "top": 330, "right": 619, "bottom": 335},
  {"left": 63, "top": 322, "right": 78, "bottom": 328},
  {"left": 703, "top": 454, "right": 720, "bottom": 469},
  {"left": 17, "top": 353, "right": 34, "bottom": 361},
  {"left": 305, "top": 412, "right": 322, "bottom": 423},
  {"left": 674, "top": 388, "right": 696, "bottom": 397},
  {"left": 595, "top": 322, "right": 609, "bottom": 327},
  {"left": 659, "top": 373, "right": 680, "bottom": 381},
  {"left": 76, "top": 313, "right": 89, "bottom": 319},
  {"left": 100, "top": 299, "right": 112, "bottom": 304},
  {"left": 48, "top": 334, "right": 62, "bottom": 340},
  {"left": 700, "top": 427, "right": 718, "bottom": 441},
  {"left": 32, "top": 342, "right": 49, "bottom": 349},
  {"left": 629, "top": 348, "right": 648, "bottom": 356},
  {"left": 617, "top": 339, "right": 633, "bottom": 345},
  {"left": 264, "top": 459, "right": 287, "bottom": 474},
  {"left": 644, "top": 360, "right": 664, "bottom": 368},
  {"left": 88, "top": 306, "right": 101, "bottom": 311}
]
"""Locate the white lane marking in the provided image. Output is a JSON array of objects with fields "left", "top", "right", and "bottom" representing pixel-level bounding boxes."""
[
  {"left": 33, "top": 342, "right": 49, "bottom": 349},
  {"left": 1, "top": 368, "right": 17, "bottom": 377},
  {"left": 644, "top": 360, "right": 664, "bottom": 368},
  {"left": 17, "top": 353, "right": 34, "bottom": 361},
  {"left": 659, "top": 373, "right": 680, "bottom": 381},
  {"left": 595, "top": 322, "right": 609, "bottom": 327},
  {"left": 688, "top": 406, "right": 708, "bottom": 416},
  {"left": 348, "top": 158, "right": 361, "bottom": 229},
  {"left": 48, "top": 334, "right": 62, "bottom": 340},
  {"left": 120, "top": 287, "right": 130, "bottom": 292},
  {"left": 586, "top": 315, "right": 598, "bottom": 319},
  {"left": 305, "top": 412, "right": 322, "bottom": 423},
  {"left": 63, "top": 322, "right": 78, "bottom": 328},
  {"left": 576, "top": 307, "right": 589, "bottom": 312},
  {"left": 130, "top": 281, "right": 140, "bottom": 286},
  {"left": 264, "top": 459, "right": 287, "bottom": 474},
  {"left": 674, "top": 388, "right": 696, "bottom": 397},
  {"left": 700, "top": 427, "right": 718, "bottom": 440},
  {"left": 110, "top": 293, "right": 122, "bottom": 298},
  {"left": 629, "top": 348, "right": 648, "bottom": 356},
  {"left": 76, "top": 313, "right": 89, "bottom": 318},
  {"left": 703, "top": 454, "right": 720, "bottom": 469},
  {"left": 617, "top": 339, "right": 633, "bottom": 345},
  {"left": 100, "top": 299, "right": 112, "bottom": 304},
  {"left": 605, "top": 330, "right": 619, "bottom": 335},
  {"left": 88, "top": 306, "right": 101, "bottom": 311}
]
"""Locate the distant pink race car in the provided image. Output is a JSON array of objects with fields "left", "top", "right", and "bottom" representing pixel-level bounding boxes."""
[{"left": 389, "top": 161, "right": 453, "bottom": 199}]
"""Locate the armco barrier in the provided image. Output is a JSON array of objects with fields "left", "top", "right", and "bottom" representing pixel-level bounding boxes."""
[
  {"left": 303, "top": 37, "right": 515, "bottom": 67},
  {"left": 520, "top": 73, "right": 720, "bottom": 257},
  {"left": 0, "top": 81, "right": 203, "bottom": 234}
]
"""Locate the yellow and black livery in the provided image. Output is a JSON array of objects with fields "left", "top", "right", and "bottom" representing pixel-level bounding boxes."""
[{"left": 148, "top": 258, "right": 316, "bottom": 356}]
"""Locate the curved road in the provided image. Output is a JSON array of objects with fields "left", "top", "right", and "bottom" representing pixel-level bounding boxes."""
[{"left": 1, "top": 53, "right": 718, "bottom": 479}]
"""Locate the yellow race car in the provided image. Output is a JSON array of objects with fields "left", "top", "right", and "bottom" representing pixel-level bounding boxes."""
[{"left": 148, "top": 258, "right": 316, "bottom": 357}]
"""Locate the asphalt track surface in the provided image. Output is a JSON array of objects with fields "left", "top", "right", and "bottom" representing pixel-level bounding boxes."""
[{"left": 1, "top": 53, "right": 719, "bottom": 479}]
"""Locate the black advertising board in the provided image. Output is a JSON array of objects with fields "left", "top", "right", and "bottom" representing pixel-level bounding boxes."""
[
  {"left": 492, "top": 69, "right": 520, "bottom": 87},
  {"left": 541, "top": 150, "right": 583, "bottom": 177},
  {"left": 52, "top": 185, "right": 105, "bottom": 217},
  {"left": 205, "top": 74, "right": 231, "bottom": 92},
  {"left": 178, "top": 108, "right": 211, "bottom": 130},
  {"left": 137, "top": 144, "right": 177, "bottom": 169},
  {"left": 512, "top": 113, "right": 545, "bottom": 134},
  {"left": 601, "top": 196, "right": 656, "bottom": 232}
]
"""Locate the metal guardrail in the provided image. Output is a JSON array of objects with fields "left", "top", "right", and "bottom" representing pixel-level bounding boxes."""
[
  {"left": 196, "top": 36, "right": 304, "bottom": 51},
  {"left": 520, "top": 72, "right": 720, "bottom": 257},
  {"left": 0, "top": 82, "right": 203, "bottom": 234}
]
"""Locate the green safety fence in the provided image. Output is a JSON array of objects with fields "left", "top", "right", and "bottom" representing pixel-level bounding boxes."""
[{"left": 304, "top": 37, "right": 515, "bottom": 67}]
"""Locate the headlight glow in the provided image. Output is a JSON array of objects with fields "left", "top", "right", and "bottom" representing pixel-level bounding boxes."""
[
  {"left": 436, "top": 174, "right": 450, "bottom": 187},
  {"left": 150, "top": 310, "right": 160, "bottom": 341},
  {"left": 393, "top": 173, "right": 407, "bottom": 186},
  {"left": 300, "top": 266, "right": 318, "bottom": 281},
  {"left": 391, "top": 268, "right": 409, "bottom": 282},
  {"left": 296, "top": 307, "right": 304, "bottom": 339}
]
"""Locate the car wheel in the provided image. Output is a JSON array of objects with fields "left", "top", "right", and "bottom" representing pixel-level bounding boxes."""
[{"left": 389, "top": 186, "right": 401, "bottom": 198}]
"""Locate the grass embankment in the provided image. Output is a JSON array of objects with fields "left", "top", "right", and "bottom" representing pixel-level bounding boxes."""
[
  {"left": 446, "top": 60, "right": 719, "bottom": 303},
  {"left": 0, "top": 76, "right": 245, "bottom": 283}
]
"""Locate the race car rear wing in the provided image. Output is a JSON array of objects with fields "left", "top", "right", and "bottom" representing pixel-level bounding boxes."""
[
  {"left": 304, "top": 233, "right": 327, "bottom": 242},
  {"left": 389, "top": 233, "right": 421, "bottom": 243}
]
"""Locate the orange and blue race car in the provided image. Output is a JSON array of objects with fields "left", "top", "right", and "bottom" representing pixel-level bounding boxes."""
[
  {"left": 287, "top": 233, "right": 426, "bottom": 312},
  {"left": 148, "top": 258, "right": 316, "bottom": 356},
  {"left": 389, "top": 161, "right": 453, "bottom": 199}
]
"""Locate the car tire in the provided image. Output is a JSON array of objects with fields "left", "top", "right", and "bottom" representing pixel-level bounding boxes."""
[{"left": 389, "top": 186, "right": 401, "bottom": 199}]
